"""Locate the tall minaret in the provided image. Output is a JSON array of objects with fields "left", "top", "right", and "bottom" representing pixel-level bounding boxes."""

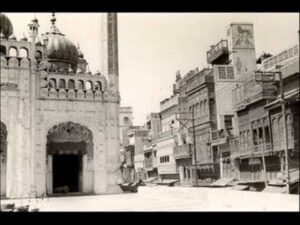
[{"left": 101, "top": 13, "right": 119, "bottom": 92}]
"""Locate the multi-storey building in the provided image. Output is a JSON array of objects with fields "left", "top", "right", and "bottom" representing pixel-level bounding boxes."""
[
  {"left": 143, "top": 113, "right": 161, "bottom": 179},
  {"left": 156, "top": 95, "right": 181, "bottom": 180},
  {"left": 231, "top": 43, "right": 299, "bottom": 192},
  {"left": 174, "top": 68, "right": 216, "bottom": 186},
  {"left": 207, "top": 23, "right": 258, "bottom": 179}
]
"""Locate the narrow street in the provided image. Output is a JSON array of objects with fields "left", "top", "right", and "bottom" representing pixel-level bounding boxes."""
[{"left": 1, "top": 187, "right": 298, "bottom": 211}]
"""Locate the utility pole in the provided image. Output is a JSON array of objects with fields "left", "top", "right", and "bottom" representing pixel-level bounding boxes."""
[
  {"left": 169, "top": 108, "right": 198, "bottom": 187},
  {"left": 255, "top": 68, "right": 290, "bottom": 194},
  {"left": 277, "top": 67, "right": 290, "bottom": 194},
  {"left": 191, "top": 108, "right": 198, "bottom": 187}
]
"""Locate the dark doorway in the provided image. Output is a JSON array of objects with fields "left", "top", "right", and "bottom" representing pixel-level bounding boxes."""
[{"left": 53, "top": 154, "right": 81, "bottom": 193}]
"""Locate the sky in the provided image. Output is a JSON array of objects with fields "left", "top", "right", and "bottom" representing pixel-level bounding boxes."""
[{"left": 5, "top": 13, "right": 299, "bottom": 125}]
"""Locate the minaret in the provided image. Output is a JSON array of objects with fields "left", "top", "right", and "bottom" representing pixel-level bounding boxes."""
[
  {"left": 28, "top": 14, "right": 39, "bottom": 43},
  {"left": 101, "top": 13, "right": 119, "bottom": 92}
]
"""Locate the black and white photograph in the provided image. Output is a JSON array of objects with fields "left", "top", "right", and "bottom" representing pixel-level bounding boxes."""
[{"left": 0, "top": 12, "right": 299, "bottom": 212}]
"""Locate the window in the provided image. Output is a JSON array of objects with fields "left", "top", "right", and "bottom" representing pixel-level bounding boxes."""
[
  {"left": 124, "top": 117, "right": 130, "bottom": 125},
  {"left": 253, "top": 129, "right": 258, "bottom": 146},
  {"left": 264, "top": 126, "right": 270, "bottom": 143},
  {"left": 49, "top": 78, "right": 56, "bottom": 89},
  {"left": 85, "top": 81, "right": 93, "bottom": 90},
  {"left": 78, "top": 80, "right": 84, "bottom": 90},
  {"left": 203, "top": 100, "right": 207, "bottom": 115},
  {"left": 9, "top": 47, "right": 18, "bottom": 57},
  {"left": 95, "top": 81, "right": 102, "bottom": 91},
  {"left": 218, "top": 67, "right": 226, "bottom": 79},
  {"left": 68, "top": 79, "right": 75, "bottom": 89},
  {"left": 19, "top": 48, "right": 28, "bottom": 58},
  {"left": 227, "top": 67, "right": 234, "bottom": 79},
  {"left": 0, "top": 45, "right": 6, "bottom": 55},
  {"left": 58, "top": 79, "right": 66, "bottom": 89}
]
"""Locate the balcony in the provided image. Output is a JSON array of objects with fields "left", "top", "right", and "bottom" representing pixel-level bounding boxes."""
[
  {"left": 185, "top": 71, "right": 213, "bottom": 94},
  {"left": 155, "top": 129, "right": 174, "bottom": 141},
  {"left": 207, "top": 40, "right": 229, "bottom": 65},
  {"left": 173, "top": 144, "right": 192, "bottom": 160},
  {"left": 232, "top": 75, "right": 277, "bottom": 111},
  {"left": 211, "top": 129, "right": 233, "bottom": 146}
]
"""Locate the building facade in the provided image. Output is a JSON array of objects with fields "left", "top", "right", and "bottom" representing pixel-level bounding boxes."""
[
  {"left": 231, "top": 43, "right": 299, "bottom": 191},
  {"left": 0, "top": 13, "right": 122, "bottom": 198}
]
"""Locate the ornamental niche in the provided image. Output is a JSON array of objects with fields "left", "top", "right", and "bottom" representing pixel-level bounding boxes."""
[{"left": 46, "top": 122, "right": 93, "bottom": 159}]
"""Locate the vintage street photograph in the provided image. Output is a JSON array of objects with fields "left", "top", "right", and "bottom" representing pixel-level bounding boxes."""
[{"left": 0, "top": 12, "right": 299, "bottom": 212}]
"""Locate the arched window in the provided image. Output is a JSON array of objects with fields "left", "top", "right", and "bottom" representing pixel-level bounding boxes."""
[
  {"left": 85, "top": 81, "right": 93, "bottom": 90},
  {"left": 58, "top": 79, "right": 66, "bottom": 89},
  {"left": 0, "top": 45, "right": 6, "bottom": 55},
  {"left": 78, "top": 80, "right": 84, "bottom": 90},
  {"left": 68, "top": 79, "right": 75, "bottom": 89},
  {"left": 19, "top": 48, "right": 28, "bottom": 58},
  {"left": 49, "top": 78, "right": 56, "bottom": 89},
  {"left": 8, "top": 47, "right": 18, "bottom": 57},
  {"left": 195, "top": 103, "right": 199, "bottom": 113},
  {"left": 95, "top": 81, "right": 102, "bottom": 91},
  {"left": 200, "top": 101, "right": 203, "bottom": 116},
  {"left": 204, "top": 100, "right": 208, "bottom": 115},
  {"left": 35, "top": 50, "right": 42, "bottom": 60}
]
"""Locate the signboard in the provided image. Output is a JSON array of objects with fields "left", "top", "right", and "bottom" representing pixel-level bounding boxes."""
[{"left": 254, "top": 72, "right": 276, "bottom": 82}]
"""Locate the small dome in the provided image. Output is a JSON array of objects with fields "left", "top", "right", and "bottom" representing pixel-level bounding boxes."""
[
  {"left": 0, "top": 14, "right": 13, "bottom": 39},
  {"left": 45, "top": 14, "right": 78, "bottom": 66},
  {"left": 46, "top": 32, "right": 78, "bottom": 66}
]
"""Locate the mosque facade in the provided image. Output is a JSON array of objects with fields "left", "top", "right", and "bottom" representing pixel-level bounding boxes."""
[{"left": 0, "top": 13, "right": 122, "bottom": 198}]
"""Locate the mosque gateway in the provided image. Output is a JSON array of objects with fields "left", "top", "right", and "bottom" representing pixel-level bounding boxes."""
[{"left": 0, "top": 13, "right": 122, "bottom": 198}]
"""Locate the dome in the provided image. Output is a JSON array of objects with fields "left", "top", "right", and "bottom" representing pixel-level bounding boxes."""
[
  {"left": 46, "top": 33, "right": 78, "bottom": 66},
  {"left": 0, "top": 14, "right": 13, "bottom": 39}
]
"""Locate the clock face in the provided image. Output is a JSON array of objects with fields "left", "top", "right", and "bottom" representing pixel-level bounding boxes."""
[{"left": 232, "top": 25, "right": 254, "bottom": 49}]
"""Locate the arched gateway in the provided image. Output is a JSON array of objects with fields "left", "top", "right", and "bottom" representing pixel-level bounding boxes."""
[{"left": 46, "top": 122, "right": 93, "bottom": 195}]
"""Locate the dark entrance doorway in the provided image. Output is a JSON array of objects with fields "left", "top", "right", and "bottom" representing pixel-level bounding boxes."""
[{"left": 53, "top": 154, "right": 81, "bottom": 193}]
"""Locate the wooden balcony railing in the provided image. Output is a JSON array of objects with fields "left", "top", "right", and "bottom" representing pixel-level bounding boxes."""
[{"left": 173, "top": 144, "right": 191, "bottom": 160}]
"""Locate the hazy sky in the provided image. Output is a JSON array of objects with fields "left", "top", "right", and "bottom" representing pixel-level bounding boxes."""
[{"left": 5, "top": 13, "right": 299, "bottom": 125}]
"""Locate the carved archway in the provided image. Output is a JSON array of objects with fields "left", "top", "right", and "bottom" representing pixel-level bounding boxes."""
[{"left": 46, "top": 122, "right": 93, "bottom": 159}]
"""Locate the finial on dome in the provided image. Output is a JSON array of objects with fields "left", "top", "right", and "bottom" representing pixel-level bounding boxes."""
[{"left": 51, "top": 12, "right": 56, "bottom": 26}]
